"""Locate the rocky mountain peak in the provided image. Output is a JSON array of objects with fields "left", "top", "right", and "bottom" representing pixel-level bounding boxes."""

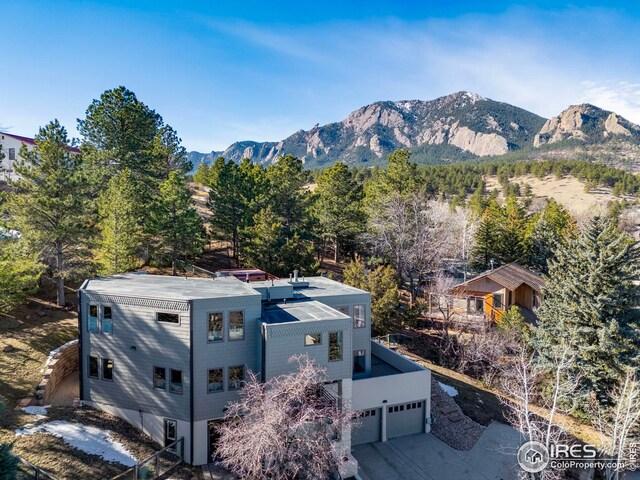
[
  {"left": 187, "top": 93, "right": 640, "bottom": 171},
  {"left": 533, "top": 103, "right": 640, "bottom": 147}
]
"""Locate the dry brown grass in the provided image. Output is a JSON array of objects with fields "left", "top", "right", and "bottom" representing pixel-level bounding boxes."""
[{"left": 484, "top": 174, "right": 627, "bottom": 216}]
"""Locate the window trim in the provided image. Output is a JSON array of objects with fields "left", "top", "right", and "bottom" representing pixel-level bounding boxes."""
[
  {"left": 102, "top": 305, "right": 113, "bottom": 335},
  {"left": 207, "top": 312, "right": 224, "bottom": 343},
  {"left": 156, "top": 312, "right": 181, "bottom": 324},
  {"left": 88, "top": 355, "right": 99, "bottom": 379},
  {"left": 228, "top": 365, "right": 245, "bottom": 391},
  {"left": 493, "top": 292, "right": 504, "bottom": 310},
  {"left": 207, "top": 368, "right": 224, "bottom": 394},
  {"left": 353, "top": 349, "right": 366, "bottom": 373},
  {"left": 304, "top": 333, "right": 322, "bottom": 346},
  {"left": 353, "top": 305, "right": 366, "bottom": 328},
  {"left": 328, "top": 331, "right": 343, "bottom": 362},
  {"left": 88, "top": 304, "right": 99, "bottom": 333},
  {"left": 169, "top": 369, "right": 183, "bottom": 395},
  {"left": 102, "top": 358, "right": 114, "bottom": 382},
  {"left": 228, "top": 310, "right": 245, "bottom": 341},
  {"left": 153, "top": 365, "right": 167, "bottom": 391}
]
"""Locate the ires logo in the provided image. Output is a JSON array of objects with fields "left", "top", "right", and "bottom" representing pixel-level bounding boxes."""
[
  {"left": 518, "top": 441, "right": 608, "bottom": 473},
  {"left": 549, "top": 444, "right": 598, "bottom": 459}
]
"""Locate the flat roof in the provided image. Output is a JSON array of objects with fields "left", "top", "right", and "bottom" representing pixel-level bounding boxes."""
[
  {"left": 82, "top": 272, "right": 260, "bottom": 301},
  {"left": 251, "top": 276, "right": 368, "bottom": 298},
  {"left": 262, "top": 300, "right": 350, "bottom": 324}
]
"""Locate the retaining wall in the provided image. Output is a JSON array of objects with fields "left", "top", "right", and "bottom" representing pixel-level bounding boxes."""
[{"left": 36, "top": 339, "right": 79, "bottom": 405}]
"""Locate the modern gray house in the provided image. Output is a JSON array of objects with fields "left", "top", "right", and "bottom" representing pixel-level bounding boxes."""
[{"left": 78, "top": 271, "right": 431, "bottom": 473}]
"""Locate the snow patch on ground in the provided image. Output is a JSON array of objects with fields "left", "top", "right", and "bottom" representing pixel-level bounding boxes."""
[
  {"left": 15, "top": 421, "right": 137, "bottom": 466},
  {"left": 41, "top": 339, "right": 78, "bottom": 372},
  {"left": 21, "top": 405, "right": 50, "bottom": 419},
  {"left": 437, "top": 381, "right": 459, "bottom": 397}
]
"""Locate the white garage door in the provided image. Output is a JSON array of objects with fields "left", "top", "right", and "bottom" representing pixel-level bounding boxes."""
[
  {"left": 387, "top": 401, "right": 424, "bottom": 439},
  {"left": 352, "top": 408, "right": 381, "bottom": 446}
]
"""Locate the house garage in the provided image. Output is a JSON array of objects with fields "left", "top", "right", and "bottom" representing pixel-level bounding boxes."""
[
  {"left": 352, "top": 408, "right": 381, "bottom": 446},
  {"left": 387, "top": 401, "right": 425, "bottom": 439}
]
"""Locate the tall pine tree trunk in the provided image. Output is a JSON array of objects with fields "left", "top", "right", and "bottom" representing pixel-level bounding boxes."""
[
  {"left": 56, "top": 242, "right": 65, "bottom": 306},
  {"left": 334, "top": 235, "right": 339, "bottom": 263}
]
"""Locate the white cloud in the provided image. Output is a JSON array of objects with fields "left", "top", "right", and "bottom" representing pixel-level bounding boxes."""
[{"left": 580, "top": 80, "right": 640, "bottom": 124}]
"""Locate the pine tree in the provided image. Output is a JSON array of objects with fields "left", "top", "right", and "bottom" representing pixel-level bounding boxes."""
[
  {"left": 470, "top": 201, "right": 500, "bottom": 271},
  {"left": 343, "top": 258, "right": 401, "bottom": 334},
  {"left": 208, "top": 159, "right": 249, "bottom": 262},
  {"left": 8, "top": 120, "right": 91, "bottom": 306},
  {"left": 0, "top": 443, "right": 18, "bottom": 480},
  {"left": 364, "top": 149, "right": 418, "bottom": 208},
  {"left": 528, "top": 199, "right": 577, "bottom": 273},
  {"left": 96, "top": 169, "right": 144, "bottom": 275},
  {"left": 151, "top": 172, "right": 205, "bottom": 275},
  {"left": 78, "top": 86, "right": 163, "bottom": 179},
  {"left": 0, "top": 240, "right": 43, "bottom": 314},
  {"left": 194, "top": 162, "right": 212, "bottom": 186},
  {"left": 533, "top": 216, "right": 640, "bottom": 405},
  {"left": 241, "top": 206, "right": 284, "bottom": 275},
  {"left": 494, "top": 194, "right": 529, "bottom": 264},
  {"left": 312, "top": 162, "right": 364, "bottom": 262},
  {"left": 265, "top": 154, "right": 311, "bottom": 235}
]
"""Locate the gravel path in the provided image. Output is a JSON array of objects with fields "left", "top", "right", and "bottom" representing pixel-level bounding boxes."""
[{"left": 430, "top": 377, "right": 485, "bottom": 451}]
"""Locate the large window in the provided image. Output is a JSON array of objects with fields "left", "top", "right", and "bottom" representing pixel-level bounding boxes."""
[
  {"left": 8, "top": 148, "right": 15, "bottom": 161},
  {"left": 493, "top": 293, "right": 504, "bottom": 310},
  {"left": 329, "top": 331, "right": 343, "bottom": 362},
  {"left": 229, "top": 311, "right": 244, "bottom": 341},
  {"left": 88, "top": 305, "right": 99, "bottom": 333},
  {"left": 354, "top": 305, "right": 365, "bottom": 328},
  {"left": 305, "top": 333, "right": 321, "bottom": 346},
  {"left": 353, "top": 350, "right": 366, "bottom": 373},
  {"left": 208, "top": 368, "right": 223, "bottom": 393},
  {"left": 468, "top": 297, "right": 484, "bottom": 314},
  {"left": 102, "top": 306, "right": 113, "bottom": 334},
  {"left": 170, "top": 369, "right": 183, "bottom": 395},
  {"left": 228, "top": 365, "right": 244, "bottom": 390},
  {"left": 88, "top": 356, "right": 99, "bottom": 378},
  {"left": 154, "top": 366, "right": 166, "bottom": 390},
  {"left": 102, "top": 358, "right": 113, "bottom": 381},
  {"left": 157, "top": 312, "right": 180, "bottom": 324},
  {"left": 208, "top": 313, "right": 223, "bottom": 342}
]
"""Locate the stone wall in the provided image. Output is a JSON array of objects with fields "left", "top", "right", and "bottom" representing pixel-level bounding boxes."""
[{"left": 36, "top": 339, "right": 79, "bottom": 405}]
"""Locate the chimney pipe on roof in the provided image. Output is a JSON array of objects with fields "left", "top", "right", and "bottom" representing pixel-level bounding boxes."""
[{"left": 293, "top": 269, "right": 299, "bottom": 282}]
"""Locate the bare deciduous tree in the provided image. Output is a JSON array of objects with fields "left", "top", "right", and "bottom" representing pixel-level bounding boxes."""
[
  {"left": 592, "top": 371, "right": 640, "bottom": 480},
  {"left": 500, "top": 346, "right": 579, "bottom": 480},
  {"left": 215, "top": 354, "right": 356, "bottom": 480},
  {"left": 367, "top": 194, "right": 476, "bottom": 292}
]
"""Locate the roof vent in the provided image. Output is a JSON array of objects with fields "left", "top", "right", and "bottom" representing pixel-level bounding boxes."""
[{"left": 293, "top": 269, "right": 299, "bottom": 282}]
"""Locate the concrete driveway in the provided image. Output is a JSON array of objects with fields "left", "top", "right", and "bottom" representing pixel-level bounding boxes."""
[{"left": 353, "top": 422, "right": 522, "bottom": 480}]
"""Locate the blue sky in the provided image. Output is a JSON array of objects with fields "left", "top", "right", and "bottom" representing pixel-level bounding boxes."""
[{"left": 2, "top": 1, "right": 640, "bottom": 151}]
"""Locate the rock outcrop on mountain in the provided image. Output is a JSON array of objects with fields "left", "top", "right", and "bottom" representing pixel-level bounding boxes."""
[
  {"left": 189, "top": 93, "right": 640, "bottom": 170},
  {"left": 201, "top": 92, "right": 546, "bottom": 168},
  {"left": 533, "top": 104, "right": 640, "bottom": 147}
]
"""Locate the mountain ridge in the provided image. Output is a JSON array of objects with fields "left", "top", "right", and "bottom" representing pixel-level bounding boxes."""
[{"left": 189, "top": 92, "right": 640, "bottom": 171}]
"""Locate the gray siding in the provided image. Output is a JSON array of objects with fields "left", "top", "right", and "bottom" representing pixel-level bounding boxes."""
[
  {"left": 80, "top": 291, "right": 191, "bottom": 421},
  {"left": 302, "top": 293, "right": 372, "bottom": 376},
  {"left": 191, "top": 294, "right": 262, "bottom": 422},
  {"left": 263, "top": 318, "right": 352, "bottom": 381}
]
